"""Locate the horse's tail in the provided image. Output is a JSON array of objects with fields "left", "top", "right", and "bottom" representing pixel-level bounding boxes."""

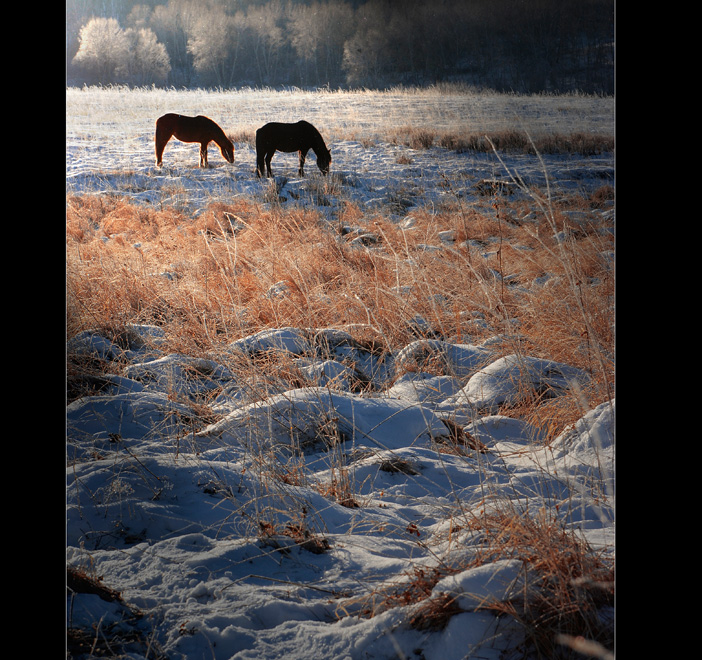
[{"left": 255, "top": 127, "right": 267, "bottom": 176}]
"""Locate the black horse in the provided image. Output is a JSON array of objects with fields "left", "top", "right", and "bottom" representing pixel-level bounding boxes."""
[{"left": 255, "top": 120, "right": 331, "bottom": 178}]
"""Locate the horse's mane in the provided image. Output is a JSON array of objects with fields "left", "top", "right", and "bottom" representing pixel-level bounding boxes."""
[
  {"left": 304, "top": 121, "right": 327, "bottom": 151},
  {"left": 197, "top": 115, "right": 231, "bottom": 142},
  {"left": 214, "top": 123, "right": 234, "bottom": 146}
]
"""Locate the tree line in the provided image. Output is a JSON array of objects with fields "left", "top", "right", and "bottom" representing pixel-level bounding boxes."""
[{"left": 66, "top": 0, "right": 614, "bottom": 94}]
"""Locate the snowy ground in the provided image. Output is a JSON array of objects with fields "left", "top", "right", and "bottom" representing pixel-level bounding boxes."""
[
  {"left": 66, "top": 87, "right": 615, "bottom": 660},
  {"left": 66, "top": 86, "right": 614, "bottom": 216}
]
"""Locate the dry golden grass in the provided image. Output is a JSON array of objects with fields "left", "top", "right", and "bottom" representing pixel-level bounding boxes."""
[
  {"left": 66, "top": 180, "right": 613, "bottom": 436},
  {"left": 382, "top": 126, "right": 614, "bottom": 156}
]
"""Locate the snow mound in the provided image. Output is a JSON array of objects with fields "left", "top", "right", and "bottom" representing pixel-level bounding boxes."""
[
  {"left": 197, "top": 386, "right": 451, "bottom": 456},
  {"left": 440, "top": 354, "right": 591, "bottom": 413}
]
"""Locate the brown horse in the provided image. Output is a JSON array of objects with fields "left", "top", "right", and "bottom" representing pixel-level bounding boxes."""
[
  {"left": 255, "top": 120, "right": 331, "bottom": 178},
  {"left": 155, "top": 113, "right": 234, "bottom": 168}
]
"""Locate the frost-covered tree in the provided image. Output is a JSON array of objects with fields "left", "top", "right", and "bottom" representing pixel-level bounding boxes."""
[
  {"left": 72, "top": 16, "right": 171, "bottom": 85},
  {"left": 342, "top": 2, "right": 392, "bottom": 87},
  {"left": 126, "top": 4, "right": 152, "bottom": 30},
  {"left": 72, "top": 17, "right": 130, "bottom": 83},
  {"left": 151, "top": 0, "right": 201, "bottom": 85},
  {"left": 123, "top": 27, "right": 171, "bottom": 85},
  {"left": 243, "top": 1, "right": 288, "bottom": 84}
]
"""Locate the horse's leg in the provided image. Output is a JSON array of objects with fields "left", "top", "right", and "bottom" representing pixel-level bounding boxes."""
[
  {"left": 155, "top": 129, "right": 170, "bottom": 167},
  {"left": 298, "top": 150, "right": 308, "bottom": 177},
  {"left": 265, "top": 151, "right": 274, "bottom": 178},
  {"left": 200, "top": 142, "right": 208, "bottom": 168},
  {"left": 256, "top": 147, "right": 265, "bottom": 177}
]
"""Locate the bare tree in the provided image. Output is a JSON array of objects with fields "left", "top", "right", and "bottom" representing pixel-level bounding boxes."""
[
  {"left": 151, "top": 0, "right": 201, "bottom": 85},
  {"left": 244, "top": 1, "right": 288, "bottom": 85},
  {"left": 186, "top": 5, "right": 234, "bottom": 86},
  {"left": 289, "top": 0, "right": 353, "bottom": 86}
]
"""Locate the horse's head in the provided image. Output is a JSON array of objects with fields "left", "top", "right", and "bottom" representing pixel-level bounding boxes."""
[
  {"left": 221, "top": 141, "right": 235, "bottom": 164},
  {"left": 317, "top": 149, "right": 332, "bottom": 176}
]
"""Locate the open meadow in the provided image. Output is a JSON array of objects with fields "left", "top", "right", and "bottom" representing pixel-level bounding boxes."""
[{"left": 66, "top": 86, "right": 615, "bottom": 660}]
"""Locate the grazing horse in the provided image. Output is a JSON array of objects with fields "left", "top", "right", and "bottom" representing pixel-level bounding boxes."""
[
  {"left": 155, "top": 113, "right": 234, "bottom": 168},
  {"left": 255, "top": 120, "right": 331, "bottom": 178}
]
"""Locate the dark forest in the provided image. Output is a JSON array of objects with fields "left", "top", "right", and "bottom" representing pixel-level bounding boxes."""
[{"left": 66, "top": 0, "right": 614, "bottom": 94}]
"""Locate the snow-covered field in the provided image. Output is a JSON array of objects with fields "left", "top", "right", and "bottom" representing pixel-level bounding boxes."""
[
  {"left": 66, "top": 86, "right": 614, "bottom": 214},
  {"left": 66, "top": 87, "right": 615, "bottom": 660}
]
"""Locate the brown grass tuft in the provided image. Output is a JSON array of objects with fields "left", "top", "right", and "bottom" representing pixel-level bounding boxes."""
[
  {"left": 409, "top": 592, "right": 464, "bottom": 631},
  {"left": 468, "top": 508, "right": 614, "bottom": 659}
]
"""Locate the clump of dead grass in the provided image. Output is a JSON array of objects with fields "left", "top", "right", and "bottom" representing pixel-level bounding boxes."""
[
  {"left": 388, "top": 125, "right": 436, "bottom": 149},
  {"left": 67, "top": 565, "right": 167, "bottom": 659},
  {"left": 468, "top": 508, "right": 614, "bottom": 659},
  {"left": 380, "top": 127, "right": 613, "bottom": 156},
  {"left": 438, "top": 130, "right": 614, "bottom": 155},
  {"left": 256, "top": 513, "right": 331, "bottom": 555}
]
